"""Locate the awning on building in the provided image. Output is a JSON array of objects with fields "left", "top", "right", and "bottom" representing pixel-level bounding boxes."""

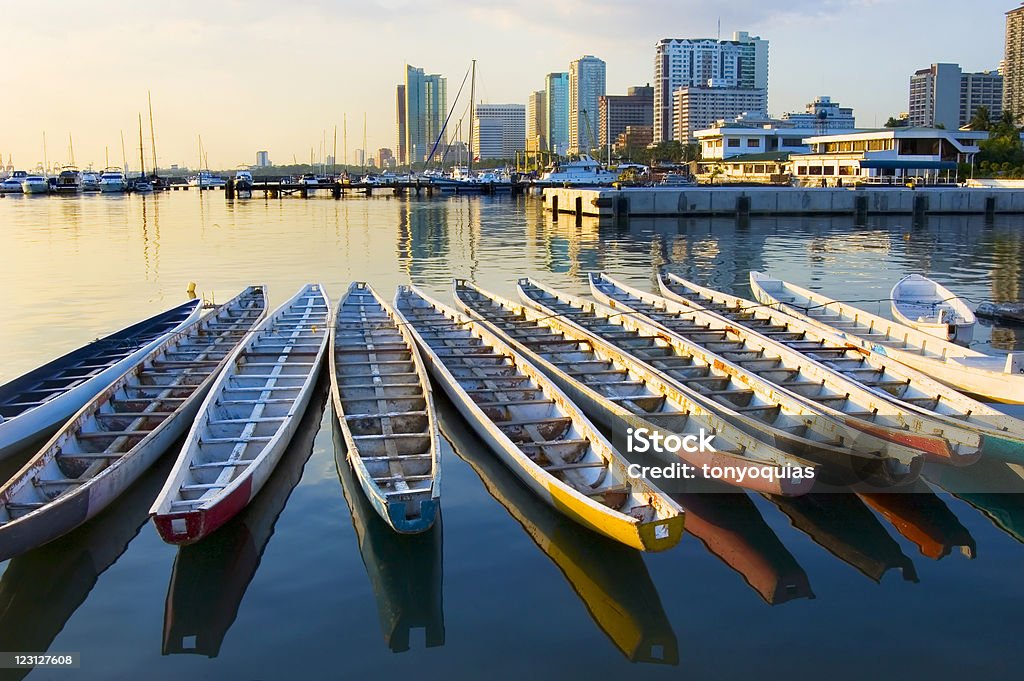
[{"left": 859, "top": 159, "right": 958, "bottom": 170}]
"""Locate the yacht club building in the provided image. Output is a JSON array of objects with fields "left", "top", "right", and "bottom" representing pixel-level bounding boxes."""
[{"left": 791, "top": 127, "right": 987, "bottom": 186}]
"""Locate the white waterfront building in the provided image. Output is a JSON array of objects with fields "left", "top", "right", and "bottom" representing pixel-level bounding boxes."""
[
  {"left": 780, "top": 96, "right": 856, "bottom": 132},
  {"left": 673, "top": 86, "right": 767, "bottom": 143}
]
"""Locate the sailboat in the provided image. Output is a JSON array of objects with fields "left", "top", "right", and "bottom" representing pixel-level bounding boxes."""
[{"left": 133, "top": 113, "right": 153, "bottom": 193}]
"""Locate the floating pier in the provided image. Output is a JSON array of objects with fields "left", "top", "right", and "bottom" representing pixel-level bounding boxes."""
[{"left": 543, "top": 186, "right": 1022, "bottom": 219}]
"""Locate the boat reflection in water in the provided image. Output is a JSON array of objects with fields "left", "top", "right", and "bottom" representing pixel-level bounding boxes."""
[
  {"left": 0, "top": 445, "right": 173, "bottom": 681},
  {"left": 161, "top": 382, "right": 328, "bottom": 657},
  {"left": 858, "top": 481, "right": 976, "bottom": 560},
  {"left": 675, "top": 486, "right": 814, "bottom": 605},
  {"left": 768, "top": 493, "right": 919, "bottom": 583},
  {"left": 925, "top": 459, "right": 1024, "bottom": 544},
  {"left": 437, "top": 397, "right": 678, "bottom": 665},
  {"left": 333, "top": 416, "right": 445, "bottom": 653}
]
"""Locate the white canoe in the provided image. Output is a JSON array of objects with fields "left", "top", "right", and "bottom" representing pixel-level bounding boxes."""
[
  {"left": 518, "top": 278, "right": 925, "bottom": 486},
  {"left": 660, "top": 272, "right": 1024, "bottom": 465},
  {"left": 330, "top": 282, "right": 440, "bottom": 534},
  {"left": 150, "top": 284, "right": 330, "bottom": 545},
  {"left": 0, "top": 299, "right": 203, "bottom": 459},
  {"left": 891, "top": 274, "right": 976, "bottom": 344},
  {"left": 394, "top": 284, "right": 684, "bottom": 552},
  {"left": 750, "top": 271, "right": 1024, "bottom": 404},
  {"left": 454, "top": 279, "right": 818, "bottom": 496},
  {"left": 0, "top": 287, "right": 267, "bottom": 561}
]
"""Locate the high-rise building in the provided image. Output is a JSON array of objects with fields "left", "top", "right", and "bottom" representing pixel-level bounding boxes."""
[
  {"left": 403, "top": 65, "right": 447, "bottom": 166},
  {"left": 527, "top": 90, "right": 547, "bottom": 152},
  {"left": 255, "top": 150, "right": 270, "bottom": 167},
  {"left": 961, "top": 70, "right": 1003, "bottom": 126},
  {"left": 396, "top": 84, "right": 407, "bottom": 165},
  {"left": 653, "top": 31, "right": 769, "bottom": 143},
  {"left": 1005, "top": 3, "right": 1024, "bottom": 122},
  {"left": 673, "top": 87, "right": 767, "bottom": 142},
  {"left": 568, "top": 55, "right": 606, "bottom": 155},
  {"left": 545, "top": 72, "right": 570, "bottom": 155},
  {"left": 599, "top": 85, "right": 654, "bottom": 148},
  {"left": 909, "top": 63, "right": 1003, "bottom": 129},
  {"left": 472, "top": 104, "right": 526, "bottom": 160},
  {"left": 780, "top": 96, "right": 856, "bottom": 132},
  {"left": 378, "top": 148, "right": 394, "bottom": 169}
]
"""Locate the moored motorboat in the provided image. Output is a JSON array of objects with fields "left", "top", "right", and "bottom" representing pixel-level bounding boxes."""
[
  {"left": 98, "top": 168, "right": 127, "bottom": 193},
  {"left": 454, "top": 279, "right": 817, "bottom": 495},
  {"left": 660, "top": 271, "right": 1024, "bottom": 465},
  {"left": 21, "top": 175, "right": 50, "bottom": 194},
  {"left": 187, "top": 171, "right": 226, "bottom": 188},
  {"left": 588, "top": 273, "right": 981, "bottom": 466},
  {"left": 150, "top": 284, "right": 330, "bottom": 545},
  {"left": 54, "top": 167, "right": 82, "bottom": 194},
  {"left": 81, "top": 171, "right": 101, "bottom": 192},
  {"left": 540, "top": 155, "right": 618, "bottom": 185},
  {"left": 0, "top": 299, "right": 203, "bottom": 459},
  {"left": 330, "top": 282, "right": 440, "bottom": 533},
  {"left": 518, "top": 278, "right": 924, "bottom": 486},
  {"left": 891, "top": 274, "right": 976, "bottom": 344},
  {"left": 1, "top": 171, "right": 28, "bottom": 193},
  {"left": 393, "top": 284, "right": 684, "bottom": 551},
  {"left": 234, "top": 170, "right": 254, "bottom": 194},
  {"left": 750, "top": 271, "right": 1024, "bottom": 404},
  {"left": 0, "top": 287, "right": 267, "bottom": 561}
]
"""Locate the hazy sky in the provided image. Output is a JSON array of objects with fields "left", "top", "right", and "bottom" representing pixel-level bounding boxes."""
[{"left": 3, "top": 0, "right": 1007, "bottom": 170}]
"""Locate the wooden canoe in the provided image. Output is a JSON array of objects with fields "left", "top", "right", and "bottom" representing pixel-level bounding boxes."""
[
  {"left": 454, "top": 279, "right": 816, "bottom": 496},
  {"left": 0, "top": 287, "right": 267, "bottom": 561},
  {"left": 0, "top": 298, "right": 203, "bottom": 459},
  {"left": 330, "top": 282, "right": 440, "bottom": 534},
  {"left": 150, "top": 284, "right": 330, "bottom": 545},
  {"left": 660, "top": 272, "right": 1024, "bottom": 465},
  {"left": 517, "top": 278, "right": 924, "bottom": 487},
  {"left": 333, "top": 418, "right": 445, "bottom": 653},
  {"left": 891, "top": 274, "right": 976, "bottom": 344},
  {"left": 393, "top": 284, "right": 684, "bottom": 552},
  {"left": 163, "top": 378, "right": 326, "bottom": 657},
  {"left": 435, "top": 395, "right": 675, "bottom": 663},
  {"left": 749, "top": 271, "right": 1024, "bottom": 404},
  {"left": 592, "top": 273, "right": 980, "bottom": 466}
]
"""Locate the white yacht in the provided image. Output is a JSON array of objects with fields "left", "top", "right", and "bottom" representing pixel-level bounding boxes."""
[
  {"left": 21, "top": 175, "right": 50, "bottom": 194},
  {"left": 54, "top": 167, "right": 82, "bottom": 194},
  {"left": 187, "top": 170, "right": 226, "bottom": 188},
  {"left": 99, "top": 168, "right": 127, "bottom": 193},
  {"left": 540, "top": 155, "right": 619, "bottom": 185},
  {"left": 0, "top": 170, "right": 28, "bottom": 193},
  {"left": 81, "top": 171, "right": 101, "bottom": 192}
]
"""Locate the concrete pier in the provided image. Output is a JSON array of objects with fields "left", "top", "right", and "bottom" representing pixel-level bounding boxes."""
[{"left": 542, "top": 186, "right": 1024, "bottom": 219}]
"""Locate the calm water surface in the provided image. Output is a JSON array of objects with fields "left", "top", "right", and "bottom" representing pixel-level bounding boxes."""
[{"left": 1, "top": 191, "right": 1023, "bottom": 680}]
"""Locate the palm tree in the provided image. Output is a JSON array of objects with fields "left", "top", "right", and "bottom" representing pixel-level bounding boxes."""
[{"left": 969, "top": 106, "right": 991, "bottom": 131}]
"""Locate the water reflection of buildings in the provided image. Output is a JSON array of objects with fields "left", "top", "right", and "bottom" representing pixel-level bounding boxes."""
[
  {"left": 334, "top": 418, "right": 445, "bottom": 653},
  {"left": 161, "top": 383, "right": 328, "bottom": 658},
  {"left": 396, "top": 197, "right": 475, "bottom": 282},
  {"left": 438, "top": 397, "right": 677, "bottom": 665}
]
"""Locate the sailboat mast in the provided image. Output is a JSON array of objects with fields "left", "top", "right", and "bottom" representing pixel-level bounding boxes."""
[
  {"left": 363, "top": 112, "right": 367, "bottom": 171},
  {"left": 43, "top": 132, "right": 48, "bottom": 175},
  {"left": 332, "top": 126, "right": 337, "bottom": 176},
  {"left": 468, "top": 59, "right": 476, "bottom": 175},
  {"left": 343, "top": 113, "right": 348, "bottom": 167},
  {"left": 68, "top": 133, "right": 75, "bottom": 167},
  {"left": 121, "top": 131, "right": 127, "bottom": 175},
  {"left": 138, "top": 113, "right": 146, "bottom": 178},
  {"left": 148, "top": 91, "right": 158, "bottom": 175}
]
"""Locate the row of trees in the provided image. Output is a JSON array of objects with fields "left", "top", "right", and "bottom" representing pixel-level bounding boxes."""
[
  {"left": 611, "top": 141, "right": 701, "bottom": 165},
  {"left": 971, "top": 107, "right": 1024, "bottom": 178}
]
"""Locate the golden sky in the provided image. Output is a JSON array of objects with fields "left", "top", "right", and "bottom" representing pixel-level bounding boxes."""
[{"left": 2, "top": 0, "right": 1004, "bottom": 170}]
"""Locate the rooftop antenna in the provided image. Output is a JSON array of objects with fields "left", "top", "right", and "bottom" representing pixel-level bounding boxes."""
[{"left": 717, "top": 18, "right": 721, "bottom": 41}]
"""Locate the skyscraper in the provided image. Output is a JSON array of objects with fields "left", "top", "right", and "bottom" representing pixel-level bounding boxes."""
[
  {"left": 1005, "top": 3, "right": 1024, "bottom": 122},
  {"left": 599, "top": 85, "right": 654, "bottom": 147},
  {"left": 527, "top": 90, "right": 547, "bottom": 152},
  {"left": 396, "top": 84, "right": 407, "bottom": 165},
  {"left": 404, "top": 65, "right": 447, "bottom": 166},
  {"left": 473, "top": 104, "right": 526, "bottom": 159},
  {"left": 910, "top": 63, "right": 1003, "bottom": 128},
  {"left": 569, "top": 56, "right": 606, "bottom": 155},
  {"left": 545, "top": 72, "right": 570, "bottom": 155},
  {"left": 255, "top": 150, "right": 270, "bottom": 167},
  {"left": 653, "top": 32, "right": 769, "bottom": 142}
]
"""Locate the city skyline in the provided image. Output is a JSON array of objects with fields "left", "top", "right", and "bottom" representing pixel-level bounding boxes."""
[{"left": 2, "top": 0, "right": 1006, "bottom": 169}]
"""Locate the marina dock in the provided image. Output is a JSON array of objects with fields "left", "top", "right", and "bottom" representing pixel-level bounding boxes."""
[{"left": 543, "top": 186, "right": 1023, "bottom": 219}]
